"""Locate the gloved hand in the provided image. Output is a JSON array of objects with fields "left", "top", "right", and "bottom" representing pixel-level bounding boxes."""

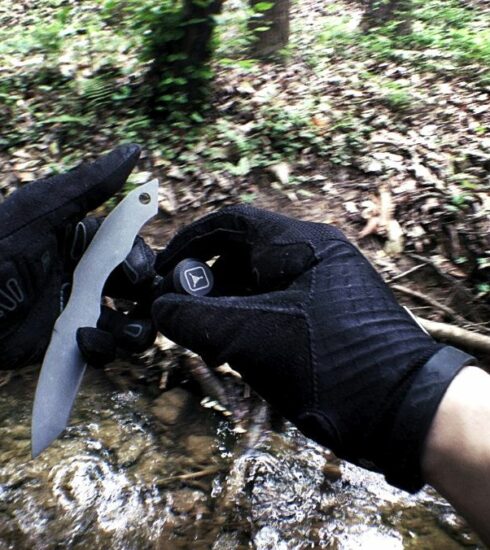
[
  {"left": 153, "top": 205, "right": 474, "bottom": 492},
  {"left": 0, "top": 144, "right": 155, "bottom": 371}
]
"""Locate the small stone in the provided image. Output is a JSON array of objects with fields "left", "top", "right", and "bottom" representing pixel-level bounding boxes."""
[
  {"left": 171, "top": 489, "right": 204, "bottom": 515},
  {"left": 167, "top": 166, "right": 186, "bottom": 180},
  {"left": 420, "top": 124, "right": 437, "bottom": 136},
  {"left": 364, "top": 158, "right": 383, "bottom": 174},
  {"left": 184, "top": 435, "right": 215, "bottom": 463},
  {"left": 128, "top": 171, "right": 152, "bottom": 184},
  {"left": 152, "top": 388, "right": 194, "bottom": 425},
  {"left": 322, "top": 462, "right": 342, "bottom": 482},
  {"left": 115, "top": 435, "right": 146, "bottom": 467}
]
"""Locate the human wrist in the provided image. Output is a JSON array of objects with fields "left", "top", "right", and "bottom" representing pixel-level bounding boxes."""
[
  {"left": 422, "top": 366, "right": 490, "bottom": 485},
  {"left": 421, "top": 366, "right": 490, "bottom": 545}
]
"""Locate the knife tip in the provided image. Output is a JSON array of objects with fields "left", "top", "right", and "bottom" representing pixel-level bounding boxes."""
[
  {"left": 31, "top": 439, "right": 48, "bottom": 459},
  {"left": 31, "top": 428, "right": 63, "bottom": 459}
]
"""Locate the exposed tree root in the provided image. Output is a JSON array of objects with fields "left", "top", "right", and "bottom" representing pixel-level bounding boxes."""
[{"left": 416, "top": 316, "right": 490, "bottom": 355}]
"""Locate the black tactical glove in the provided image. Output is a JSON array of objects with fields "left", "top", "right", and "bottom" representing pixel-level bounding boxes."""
[
  {"left": 0, "top": 144, "right": 155, "bottom": 371},
  {"left": 153, "top": 206, "right": 474, "bottom": 492}
]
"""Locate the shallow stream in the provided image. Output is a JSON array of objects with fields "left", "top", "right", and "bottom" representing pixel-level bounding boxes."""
[{"left": 0, "top": 366, "right": 483, "bottom": 549}]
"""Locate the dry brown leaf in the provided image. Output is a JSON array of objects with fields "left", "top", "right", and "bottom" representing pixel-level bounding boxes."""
[
  {"left": 268, "top": 162, "right": 291, "bottom": 185},
  {"left": 359, "top": 185, "right": 404, "bottom": 255},
  {"left": 311, "top": 113, "right": 330, "bottom": 130},
  {"left": 359, "top": 216, "right": 380, "bottom": 238}
]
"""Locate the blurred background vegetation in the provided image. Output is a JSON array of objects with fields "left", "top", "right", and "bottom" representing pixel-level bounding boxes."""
[{"left": 0, "top": 0, "right": 488, "bottom": 303}]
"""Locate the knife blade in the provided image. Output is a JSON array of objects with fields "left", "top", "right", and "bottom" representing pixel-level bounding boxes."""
[{"left": 31, "top": 179, "right": 159, "bottom": 458}]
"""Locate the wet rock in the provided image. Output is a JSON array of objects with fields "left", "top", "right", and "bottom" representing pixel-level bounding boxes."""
[
  {"left": 114, "top": 434, "right": 147, "bottom": 467},
  {"left": 170, "top": 488, "right": 207, "bottom": 515},
  {"left": 152, "top": 388, "right": 196, "bottom": 425},
  {"left": 436, "top": 510, "right": 482, "bottom": 547},
  {"left": 0, "top": 372, "right": 181, "bottom": 549},
  {"left": 0, "top": 369, "right": 482, "bottom": 549},
  {"left": 211, "top": 532, "right": 245, "bottom": 550},
  {"left": 184, "top": 435, "right": 215, "bottom": 464}
]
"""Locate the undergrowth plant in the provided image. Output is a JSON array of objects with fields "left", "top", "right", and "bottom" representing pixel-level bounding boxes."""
[
  {"left": 316, "top": 0, "right": 490, "bottom": 70},
  {"left": 102, "top": 0, "right": 223, "bottom": 119}
]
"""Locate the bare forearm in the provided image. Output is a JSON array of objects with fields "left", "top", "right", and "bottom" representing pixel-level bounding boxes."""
[{"left": 422, "top": 366, "right": 490, "bottom": 546}]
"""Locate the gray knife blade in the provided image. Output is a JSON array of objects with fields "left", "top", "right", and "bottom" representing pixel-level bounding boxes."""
[{"left": 31, "top": 179, "right": 159, "bottom": 458}]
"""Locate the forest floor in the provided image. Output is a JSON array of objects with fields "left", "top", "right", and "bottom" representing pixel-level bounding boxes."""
[{"left": 0, "top": 0, "right": 489, "bottom": 360}]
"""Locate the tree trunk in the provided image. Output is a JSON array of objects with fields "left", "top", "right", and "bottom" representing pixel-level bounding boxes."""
[
  {"left": 178, "top": 0, "right": 224, "bottom": 72},
  {"left": 249, "top": 0, "right": 290, "bottom": 59},
  {"left": 361, "top": 0, "right": 413, "bottom": 34},
  {"left": 146, "top": 0, "right": 225, "bottom": 116}
]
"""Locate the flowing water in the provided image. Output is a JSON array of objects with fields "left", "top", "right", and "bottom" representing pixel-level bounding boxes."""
[{"left": 0, "top": 365, "right": 483, "bottom": 549}]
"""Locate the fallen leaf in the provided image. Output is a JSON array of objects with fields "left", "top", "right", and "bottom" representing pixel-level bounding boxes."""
[{"left": 268, "top": 162, "right": 291, "bottom": 185}]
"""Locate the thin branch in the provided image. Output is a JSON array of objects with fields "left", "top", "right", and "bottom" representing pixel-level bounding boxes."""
[
  {"left": 407, "top": 253, "right": 474, "bottom": 296},
  {"left": 416, "top": 316, "right": 490, "bottom": 355},
  {"left": 156, "top": 466, "right": 221, "bottom": 485},
  {"left": 389, "top": 263, "right": 426, "bottom": 281},
  {"left": 393, "top": 284, "right": 463, "bottom": 321}
]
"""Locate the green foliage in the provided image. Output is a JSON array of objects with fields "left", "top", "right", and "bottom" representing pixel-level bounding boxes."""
[
  {"left": 254, "top": 2, "right": 275, "bottom": 12},
  {"left": 80, "top": 76, "right": 114, "bottom": 109},
  {"left": 102, "top": 0, "right": 184, "bottom": 62},
  {"left": 317, "top": 16, "right": 356, "bottom": 50},
  {"left": 373, "top": 0, "right": 490, "bottom": 67},
  {"left": 102, "top": 0, "right": 220, "bottom": 117},
  {"left": 209, "top": 102, "right": 329, "bottom": 177},
  {"left": 380, "top": 82, "right": 414, "bottom": 111},
  {"left": 214, "top": 1, "right": 268, "bottom": 63},
  {"left": 315, "top": 0, "right": 490, "bottom": 70},
  {"left": 254, "top": 106, "right": 324, "bottom": 157},
  {"left": 0, "top": 7, "right": 68, "bottom": 56},
  {"left": 476, "top": 283, "right": 490, "bottom": 297},
  {"left": 447, "top": 193, "right": 472, "bottom": 211},
  {"left": 205, "top": 99, "right": 376, "bottom": 175}
]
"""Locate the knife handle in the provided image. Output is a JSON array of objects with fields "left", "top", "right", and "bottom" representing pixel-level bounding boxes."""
[{"left": 155, "top": 258, "right": 214, "bottom": 297}]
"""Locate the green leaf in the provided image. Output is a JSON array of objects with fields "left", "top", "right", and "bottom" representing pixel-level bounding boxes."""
[
  {"left": 254, "top": 2, "right": 274, "bottom": 12},
  {"left": 42, "top": 115, "right": 88, "bottom": 124},
  {"left": 228, "top": 157, "right": 251, "bottom": 176},
  {"left": 190, "top": 112, "right": 204, "bottom": 123},
  {"left": 240, "top": 192, "right": 257, "bottom": 204}
]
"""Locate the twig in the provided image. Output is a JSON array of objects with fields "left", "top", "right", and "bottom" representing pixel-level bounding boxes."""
[
  {"left": 157, "top": 465, "right": 221, "bottom": 485},
  {"left": 393, "top": 284, "right": 463, "bottom": 321},
  {"left": 390, "top": 263, "right": 426, "bottom": 281},
  {"left": 416, "top": 316, "right": 490, "bottom": 355},
  {"left": 407, "top": 253, "right": 473, "bottom": 294}
]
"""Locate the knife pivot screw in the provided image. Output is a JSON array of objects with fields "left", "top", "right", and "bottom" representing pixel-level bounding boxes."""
[{"left": 139, "top": 192, "right": 152, "bottom": 205}]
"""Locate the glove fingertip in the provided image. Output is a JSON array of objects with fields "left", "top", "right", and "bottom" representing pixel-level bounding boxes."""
[
  {"left": 77, "top": 327, "right": 116, "bottom": 368},
  {"left": 122, "top": 236, "right": 156, "bottom": 285},
  {"left": 48, "top": 144, "right": 142, "bottom": 227}
]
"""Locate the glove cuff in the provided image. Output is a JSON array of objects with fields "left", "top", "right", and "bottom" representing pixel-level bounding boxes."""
[{"left": 382, "top": 346, "right": 475, "bottom": 492}]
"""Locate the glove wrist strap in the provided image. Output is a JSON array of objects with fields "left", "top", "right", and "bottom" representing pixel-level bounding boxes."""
[{"left": 385, "top": 346, "right": 475, "bottom": 492}]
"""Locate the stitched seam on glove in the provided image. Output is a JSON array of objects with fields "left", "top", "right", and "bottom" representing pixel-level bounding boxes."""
[
  {"left": 313, "top": 238, "right": 357, "bottom": 262},
  {"left": 305, "top": 260, "right": 319, "bottom": 409}
]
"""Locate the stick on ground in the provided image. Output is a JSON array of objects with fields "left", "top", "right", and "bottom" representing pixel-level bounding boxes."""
[{"left": 416, "top": 316, "right": 490, "bottom": 355}]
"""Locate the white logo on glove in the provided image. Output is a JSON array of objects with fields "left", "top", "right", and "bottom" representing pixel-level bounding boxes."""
[{"left": 184, "top": 266, "right": 210, "bottom": 292}]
